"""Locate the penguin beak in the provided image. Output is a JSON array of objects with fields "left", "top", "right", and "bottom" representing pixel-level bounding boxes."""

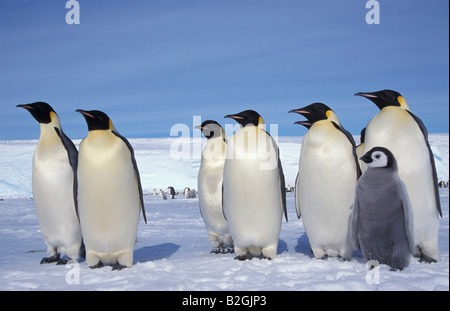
[
  {"left": 194, "top": 125, "right": 203, "bottom": 130},
  {"left": 294, "top": 121, "right": 311, "bottom": 126},
  {"left": 76, "top": 109, "right": 95, "bottom": 118},
  {"left": 16, "top": 104, "right": 34, "bottom": 110},
  {"left": 288, "top": 108, "right": 310, "bottom": 116},
  {"left": 354, "top": 92, "right": 378, "bottom": 99},
  {"left": 224, "top": 114, "right": 244, "bottom": 120},
  {"left": 360, "top": 154, "right": 373, "bottom": 164}
]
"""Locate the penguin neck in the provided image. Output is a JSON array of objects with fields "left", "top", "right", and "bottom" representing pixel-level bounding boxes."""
[
  {"left": 362, "top": 166, "right": 398, "bottom": 187},
  {"left": 305, "top": 121, "right": 339, "bottom": 147},
  {"left": 203, "top": 135, "right": 227, "bottom": 160},
  {"left": 257, "top": 118, "right": 266, "bottom": 130},
  {"left": 208, "top": 127, "right": 226, "bottom": 143},
  {"left": 38, "top": 118, "right": 62, "bottom": 142},
  {"left": 326, "top": 111, "right": 341, "bottom": 126},
  {"left": 397, "top": 96, "right": 411, "bottom": 111},
  {"left": 381, "top": 103, "right": 411, "bottom": 113},
  {"left": 86, "top": 129, "right": 115, "bottom": 142}
]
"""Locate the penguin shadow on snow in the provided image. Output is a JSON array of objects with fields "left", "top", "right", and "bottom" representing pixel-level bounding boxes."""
[
  {"left": 277, "top": 239, "right": 288, "bottom": 255},
  {"left": 134, "top": 243, "right": 180, "bottom": 262},
  {"left": 295, "top": 233, "right": 313, "bottom": 258}
]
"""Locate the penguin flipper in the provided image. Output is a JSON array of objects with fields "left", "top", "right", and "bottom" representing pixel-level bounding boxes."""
[
  {"left": 221, "top": 184, "right": 227, "bottom": 221},
  {"left": 398, "top": 180, "right": 415, "bottom": 254},
  {"left": 54, "top": 127, "right": 79, "bottom": 218},
  {"left": 294, "top": 172, "right": 301, "bottom": 219},
  {"left": 406, "top": 111, "right": 442, "bottom": 217},
  {"left": 112, "top": 131, "right": 147, "bottom": 224},
  {"left": 331, "top": 122, "right": 362, "bottom": 179},
  {"left": 278, "top": 156, "right": 288, "bottom": 222}
]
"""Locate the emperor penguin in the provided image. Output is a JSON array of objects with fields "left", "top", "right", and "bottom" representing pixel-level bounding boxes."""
[
  {"left": 195, "top": 120, "right": 233, "bottom": 254},
  {"left": 352, "top": 147, "right": 415, "bottom": 270},
  {"left": 168, "top": 186, "right": 176, "bottom": 199},
  {"left": 289, "top": 103, "right": 360, "bottom": 260},
  {"left": 223, "top": 110, "right": 287, "bottom": 260},
  {"left": 17, "top": 102, "right": 83, "bottom": 264},
  {"left": 76, "top": 109, "right": 147, "bottom": 270},
  {"left": 355, "top": 90, "right": 442, "bottom": 262}
]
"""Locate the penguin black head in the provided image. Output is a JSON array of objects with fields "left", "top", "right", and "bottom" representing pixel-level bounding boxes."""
[
  {"left": 224, "top": 110, "right": 264, "bottom": 127},
  {"left": 360, "top": 146, "right": 398, "bottom": 170},
  {"left": 17, "top": 102, "right": 56, "bottom": 124},
  {"left": 195, "top": 120, "right": 224, "bottom": 139},
  {"left": 354, "top": 89, "right": 408, "bottom": 111},
  {"left": 76, "top": 109, "right": 112, "bottom": 131},
  {"left": 289, "top": 103, "right": 335, "bottom": 126}
]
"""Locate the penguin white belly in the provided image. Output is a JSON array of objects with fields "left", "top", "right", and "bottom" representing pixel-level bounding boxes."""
[
  {"left": 223, "top": 127, "right": 283, "bottom": 258},
  {"left": 363, "top": 107, "right": 439, "bottom": 259},
  {"left": 32, "top": 138, "right": 81, "bottom": 259},
  {"left": 297, "top": 124, "right": 355, "bottom": 259},
  {"left": 78, "top": 133, "right": 140, "bottom": 267},
  {"left": 198, "top": 162, "right": 227, "bottom": 235}
]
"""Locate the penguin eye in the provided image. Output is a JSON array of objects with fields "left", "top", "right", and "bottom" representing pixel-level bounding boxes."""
[{"left": 373, "top": 153, "right": 382, "bottom": 160}]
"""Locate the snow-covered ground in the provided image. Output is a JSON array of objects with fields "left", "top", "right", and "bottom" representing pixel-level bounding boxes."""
[{"left": 0, "top": 134, "right": 448, "bottom": 291}]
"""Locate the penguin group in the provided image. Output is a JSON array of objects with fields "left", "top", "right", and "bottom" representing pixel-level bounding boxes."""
[
  {"left": 17, "top": 88, "right": 442, "bottom": 272},
  {"left": 286, "top": 89, "right": 441, "bottom": 270},
  {"left": 151, "top": 186, "right": 197, "bottom": 199},
  {"left": 18, "top": 104, "right": 146, "bottom": 270}
]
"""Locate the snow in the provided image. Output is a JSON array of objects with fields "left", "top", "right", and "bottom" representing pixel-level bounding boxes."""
[{"left": 0, "top": 134, "right": 448, "bottom": 291}]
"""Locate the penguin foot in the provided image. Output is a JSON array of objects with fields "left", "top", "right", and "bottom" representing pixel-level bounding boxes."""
[
  {"left": 226, "top": 247, "right": 235, "bottom": 254},
  {"left": 337, "top": 255, "right": 350, "bottom": 262},
  {"left": 389, "top": 267, "right": 404, "bottom": 272},
  {"left": 417, "top": 252, "right": 438, "bottom": 264},
  {"left": 211, "top": 247, "right": 235, "bottom": 254},
  {"left": 320, "top": 254, "right": 329, "bottom": 260},
  {"left": 210, "top": 248, "right": 222, "bottom": 254},
  {"left": 234, "top": 253, "right": 253, "bottom": 261},
  {"left": 111, "top": 262, "right": 127, "bottom": 271},
  {"left": 40, "top": 253, "right": 60, "bottom": 264},
  {"left": 56, "top": 258, "right": 70, "bottom": 265},
  {"left": 89, "top": 261, "right": 104, "bottom": 269}
]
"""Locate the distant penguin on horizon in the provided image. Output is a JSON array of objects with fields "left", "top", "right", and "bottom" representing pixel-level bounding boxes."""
[
  {"left": 77, "top": 109, "right": 147, "bottom": 270},
  {"left": 355, "top": 89, "right": 442, "bottom": 263},
  {"left": 168, "top": 186, "right": 176, "bottom": 199},
  {"left": 289, "top": 103, "right": 360, "bottom": 260},
  {"left": 159, "top": 189, "right": 167, "bottom": 200},
  {"left": 352, "top": 147, "right": 415, "bottom": 271},
  {"left": 17, "top": 102, "right": 83, "bottom": 264},
  {"left": 196, "top": 120, "right": 233, "bottom": 254},
  {"left": 223, "top": 110, "right": 287, "bottom": 260}
]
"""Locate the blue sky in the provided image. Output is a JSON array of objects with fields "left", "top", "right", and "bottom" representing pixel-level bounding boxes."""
[{"left": 1, "top": 0, "right": 448, "bottom": 140}]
